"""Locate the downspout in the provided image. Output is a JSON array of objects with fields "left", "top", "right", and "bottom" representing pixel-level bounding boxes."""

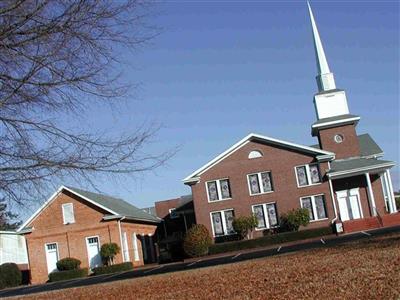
[
  {"left": 327, "top": 161, "right": 338, "bottom": 224},
  {"left": 118, "top": 216, "right": 126, "bottom": 262}
]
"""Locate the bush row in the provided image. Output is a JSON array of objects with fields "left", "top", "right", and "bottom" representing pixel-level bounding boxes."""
[
  {"left": 92, "top": 262, "right": 133, "bottom": 276},
  {"left": 48, "top": 268, "right": 88, "bottom": 282},
  {"left": 208, "top": 226, "right": 333, "bottom": 255}
]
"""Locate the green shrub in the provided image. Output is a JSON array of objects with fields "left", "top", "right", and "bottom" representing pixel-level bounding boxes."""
[
  {"left": 209, "top": 226, "right": 333, "bottom": 255},
  {"left": 232, "top": 215, "right": 258, "bottom": 240},
  {"left": 92, "top": 262, "right": 133, "bottom": 276},
  {"left": 0, "top": 263, "right": 22, "bottom": 289},
  {"left": 56, "top": 257, "right": 81, "bottom": 271},
  {"left": 48, "top": 268, "right": 88, "bottom": 282},
  {"left": 280, "top": 208, "right": 310, "bottom": 231},
  {"left": 183, "top": 224, "right": 212, "bottom": 257},
  {"left": 100, "top": 242, "right": 120, "bottom": 266}
]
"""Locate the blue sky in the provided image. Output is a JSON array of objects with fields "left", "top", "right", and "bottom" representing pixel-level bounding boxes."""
[{"left": 22, "top": 1, "right": 399, "bottom": 216}]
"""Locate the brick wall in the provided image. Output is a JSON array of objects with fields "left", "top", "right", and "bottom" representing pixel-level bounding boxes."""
[
  {"left": 189, "top": 140, "right": 335, "bottom": 240},
  {"left": 24, "top": 191, "right": 156, "bottom": 284},
  {"left": 317, "top": 124, "right": 360, "bottom": 159}
]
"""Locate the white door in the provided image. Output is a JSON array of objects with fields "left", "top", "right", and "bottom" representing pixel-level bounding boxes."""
[
  {"left": 45, "top": 243, "right": 59, "bottom": 274},
  {"left": 336, "top": 189, "right": 362, "bottom": 221},
  {"left": 86, "top": 237, "right": 102, "bottom": 269}
]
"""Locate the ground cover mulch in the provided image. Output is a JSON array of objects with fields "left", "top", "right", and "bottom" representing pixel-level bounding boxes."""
[{"left": 18, "top": 233, "right": 400, "bottom": 300}]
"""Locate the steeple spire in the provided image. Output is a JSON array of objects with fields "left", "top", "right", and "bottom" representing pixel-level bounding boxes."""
[{"left": 307, "top": 1, "right": 336, "bottom": 92}]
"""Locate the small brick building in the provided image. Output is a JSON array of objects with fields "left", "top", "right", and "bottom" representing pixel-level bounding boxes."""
[
  {"left": 180, "top": 4, "right": 398, "bottom": 240},
  {"left": 18, "top": 186, "right": 160, "bottom": 284}
]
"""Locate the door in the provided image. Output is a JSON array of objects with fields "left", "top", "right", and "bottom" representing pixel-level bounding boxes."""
[
  {"left": 86, "top": 236, "right": 102, "bottom": 269},
  {"left": 45, "top": 243, "right": 59, "bottom": 274},
  {"left": 336, "top": 189, "right": 362, "bottom": 221}
]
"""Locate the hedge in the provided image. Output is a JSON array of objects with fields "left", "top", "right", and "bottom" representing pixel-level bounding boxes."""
[
  {"left": 56, "top": 257, "right": 81, "bottom": 271},
  {"left": 48, "top": 268, "right": 88, "bottom": 282},
  {"left": 92, "top": 262, "right": 133, "bottom": 276},
  {"left": 209, "top": 226, "right": 333, "bottom": 255},
  {"left": 0, "top": 263, "right": 22, "bottom": 289}
]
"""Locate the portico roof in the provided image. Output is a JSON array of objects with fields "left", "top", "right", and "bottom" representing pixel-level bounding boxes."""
[{"left": 327, "top": 158, "right": 395, "bottom": 179}]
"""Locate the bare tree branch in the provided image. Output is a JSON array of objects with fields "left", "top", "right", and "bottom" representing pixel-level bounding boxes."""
[{"left": 0, "top": 0, "right": 174, "bottom": 206}]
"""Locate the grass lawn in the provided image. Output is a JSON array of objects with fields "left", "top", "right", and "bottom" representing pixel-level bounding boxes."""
[{"left": 20, "top": 233, "right": 400, "bottom": 300}]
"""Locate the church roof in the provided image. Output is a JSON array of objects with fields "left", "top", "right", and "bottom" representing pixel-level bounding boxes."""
[{"left": 327, "top": 158, "right": 395, "bottom": 179}]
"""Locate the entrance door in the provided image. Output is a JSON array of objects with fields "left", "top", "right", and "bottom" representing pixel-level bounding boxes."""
[
  {"left": 45, "top": 243, "right": 59, "bottom": 274},
  {"left": 336, "top": 189, "right": 362, "bottom": 221},
  {"left": 86, "top": 236, "right": 102, "bottom": 269}
]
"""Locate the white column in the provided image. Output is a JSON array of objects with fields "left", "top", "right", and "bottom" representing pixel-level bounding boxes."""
[
  {"left": 365, "top": 173, "right": 377, "bottom": 216},
  {"left": 386, "top": 170, "right": 397, "bottom": 212},
  {"left": 381, "top": 173, "right": 393, "bottom": 213}
]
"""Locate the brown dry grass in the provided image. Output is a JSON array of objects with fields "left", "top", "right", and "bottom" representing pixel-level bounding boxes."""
[{"left": 18, "top": 233, "right": 400, "bottom": 300}]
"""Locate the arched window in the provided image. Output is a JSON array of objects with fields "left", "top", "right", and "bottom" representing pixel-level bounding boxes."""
[{"left": 248, "top": 150, "right": 263, "bottom": 159}]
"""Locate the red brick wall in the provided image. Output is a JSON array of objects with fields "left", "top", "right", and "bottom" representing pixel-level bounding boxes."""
[
  {"left": 24, "top": 191, "right": 156, "bottom": 284},
  {"left": 317, "top": 124, "right": 360, "bottom": 159},
  {"left": 155, "top": 198, "right": 181, "bottom": 218},
  {"left": 189, "top": 141, "right": 335, "bottom": 239}
]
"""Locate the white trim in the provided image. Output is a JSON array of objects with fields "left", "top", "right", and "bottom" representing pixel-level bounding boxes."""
[
  {"left": 18, "top": 186, "right": 119, "bottom": 231},
  {"left": 381, "top": 173, "right": 392, "bottom": 213},
  {"left": 61, "top": 203, "right": 75, "bottom": 225},
  {"left": 300, "top": 194, "right": 328, "bottom": 222},
  {"left": 294, "top": 163, "right": 322, "bottom": 188},
  {"left": 311, "top": 116, "right": 361, "bottom": 129},
  {"left": 122, "top": 232, "right": 130, "bottom": 262},
  {"left": 209, "top": 208, "right": 235, "bottom": 238},
  {"left": 183, "top": 133, "right": 334, "bottom": 183},
  {"left": 327, "top": 162, "right": 395, "bottom": 179},
  {"left": 205, "top": 178, "right": 232, "bottom": 203},
  {"left": 247, "top": 171, "right": 274, "bottom": 196}
]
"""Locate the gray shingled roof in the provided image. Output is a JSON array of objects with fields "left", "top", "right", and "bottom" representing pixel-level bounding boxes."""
[
  {"left": 66, "top": 187, "right": 160, "bottom": 223},
  {"left": 358, "top": 134, "right": 383, "bottom": 157},
  {"left": 312, "top": 114, "right": 360, "bottom": 127},
  {"left": 310, "top": 134, "right": 383, "bottom": 158},
  {"left": 328, "top": 158, "right": 395, "bottom": 174}
]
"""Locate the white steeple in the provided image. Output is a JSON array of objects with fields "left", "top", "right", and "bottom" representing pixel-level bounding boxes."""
[{"left": 307, "top": 1, "right": 336, "bottom": 92}]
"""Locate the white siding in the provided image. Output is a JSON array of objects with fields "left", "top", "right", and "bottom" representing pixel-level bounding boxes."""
[{"left": 0, "top": 232, "right": 28, "bottom": 265}]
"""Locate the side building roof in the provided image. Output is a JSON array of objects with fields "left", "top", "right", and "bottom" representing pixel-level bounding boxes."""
[{"left": 19, "top": 186, "right": 160, "bottom": 231}]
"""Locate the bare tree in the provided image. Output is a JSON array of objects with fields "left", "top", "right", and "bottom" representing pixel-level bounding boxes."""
[{"left": 0, "top": 0, "right": 174, "bottom": 206}]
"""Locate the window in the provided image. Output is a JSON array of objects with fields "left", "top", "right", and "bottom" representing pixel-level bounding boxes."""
[
  {"left": 252, "top": 203, "right": 278, "bottom": 229},
  {"left": 300, "top": 194, "right": 327, "bottom": 221},
  {"left": 169, "top": 208, "right": 178, "bottom": 219},
  {"left": 122, "top": 232, "right": 130, "bottom": 262},
  {"left": 295, "top": 164, "right": 321, "bottom": 187},
  {"left": 62, "top": 203, "right": 75, "bottom": 224},
  {"left": 248, "top": 150, "right": 263, "bottom": 159},
  {"left": 334, "top": 134, "right": 344, "bottom": 143},
  {"left": 206, "top": 179, "right": 231, "bottom": 202},
  {"left": 210, "top": 209, "right": 235, "bottom": 237},
  {"left": 247, "top": 171, "right": 273, "bottom": 195},
  {"left": 132, "top": 233, "right": 140, "bottom": 261}
]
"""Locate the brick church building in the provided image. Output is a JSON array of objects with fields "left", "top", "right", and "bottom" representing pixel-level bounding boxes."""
[{"left": 179, "top": 3, "right": 398, "bottom": 239}]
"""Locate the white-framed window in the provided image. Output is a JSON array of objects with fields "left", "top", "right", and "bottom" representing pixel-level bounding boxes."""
[
  {"left": 206, "top": 178, "right": 231, "bottom": 202},
  {"left": 132, "top": 232, "right": 140, "bottom": 261},
  {"left": 62, "top": 203, "right": 75, "bottom": 224},
  {"left": 247, "top": 171, "right": 274, "bottom": 195},
  {"left": 252, "top": 203, "right": 278, "bottom": 229},
  {"left": 248, "top": 150, "right": 263, "bottom": 159},
  {"left": 122, "top": 232, "right": 130, "bottom": 262},
  {"left": 295, "top": 164, "right": 321, "bottom": 187},
  {"left": 169, "top": 208, "right": 178, "bottom": 219},
  {"left": 210, "top": 209, "right": 235, "bottom": 237},
  {"left": 300, "top": 194, "right": 328, "bottom": 221}
]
